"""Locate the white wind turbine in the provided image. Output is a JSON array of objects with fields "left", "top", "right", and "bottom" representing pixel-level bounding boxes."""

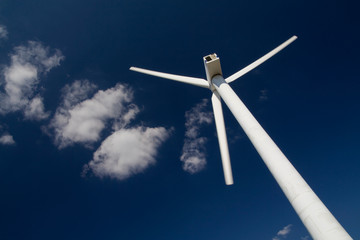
[{"left": 130, "top": 36, "right": 352, "bottom": 240}]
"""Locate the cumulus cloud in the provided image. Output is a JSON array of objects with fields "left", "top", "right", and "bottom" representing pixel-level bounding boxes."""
[
  {"left": 0, "top": 25, "right": 8, "bottom": 39},
  {"left": 0, "top": 133, "right": 15, "bottom": 145},
  {"left": 272, "top": 224, "right": 292, "bottom": 240},
  {"left": 0, "top": 41, "right": 64, "bottom": 119},
  {"left": 46, "top": 80, "right": 171, "bottom": 180},
  {"left": 112, "top": 103, "right": 139, "bottom": 131},
  {"left": 24, "top": 96, "right": 50, "bottom": 120},
  {"left": 47, "top": 81, "right": 139, "bottom": 149},
  {"left": 9, "top": 41, "right": 63, "bottom": 73},
  {"left": 180, "top": 99, "right": 213, "bottom": 174},
  {"left": 84, "top": 127, "right": 169, "bottom": 180},
  {"left": 59, "top": 79, "right": 97, "bottom": 109}
]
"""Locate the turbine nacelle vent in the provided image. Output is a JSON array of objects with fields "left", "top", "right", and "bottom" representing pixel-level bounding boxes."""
[
  {"left": 203, "top": 53, "right": 223, "bottom": 85},
  {"left": 204, "top": 54, "right": 217, "bottom": 62}
]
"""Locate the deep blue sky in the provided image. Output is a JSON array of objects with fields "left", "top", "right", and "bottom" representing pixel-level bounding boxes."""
[{"left": 0, "top": 0, "right": 359, "bottom": 239}]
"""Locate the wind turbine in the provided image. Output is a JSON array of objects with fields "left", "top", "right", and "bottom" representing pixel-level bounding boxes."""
[{"left": 130, "top": 36, "right": 352, "bottom": 240}]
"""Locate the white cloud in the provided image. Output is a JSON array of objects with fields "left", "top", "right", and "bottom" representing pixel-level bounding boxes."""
[
  {"left": 277, "top": 224, "right": 292, "bottom": 236},
  {"left": 112, "top": 103, "right": 139, "bottom": 131},
  {"left": 48, "top": 81, "right": 138, "bottom": 149},
  {"left": 0, "top": 133, "right": 15, "bottom": 145},
  {"left": 47, "top": 80, "right": 171, "bottom": 180},
  {"left": 180, "top": 99, "right": 213, "bottom": 174},
  {"left": 24, "top": 96, "right": 50, "bottom": 120},
  {"left": 85, "top": 127, "right": 169, "bottom": 180},
  {"left": 0, "top": 63, "right": 38, "bottom": 112},
  {"left": 181, "top": 137, "right": 208, "bottom": 173},
  {"left": 0, "top": 25, "right": 8, "bottom": 39},
  {"left": 60, "top": 79, "right": 97, "bottom": 109},
  {"left": 272, "top": 224, "right": 292, "bottom": 240},
  {"left": 45, "top": 79, "right": 171, "bottom": 180},
  {"left": 0, "top": 41, "right": 64, "bottom": 119},
  {"left": 9, "top": 41, "right": 63, "bottom": 73}
]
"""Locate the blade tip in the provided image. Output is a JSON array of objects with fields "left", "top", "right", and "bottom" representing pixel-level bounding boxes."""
[{"left": 225, "top": 179, "right": 234, "bottom": 185}]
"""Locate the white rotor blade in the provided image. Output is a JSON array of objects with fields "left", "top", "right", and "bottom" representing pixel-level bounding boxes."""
[
  {"left": 225, "top": 35, "right": 298, "bottom": 83},
  {"left": 211, "top": 91, "right": 234, "bottom": 185},
  {"left": 130, "top": 67, "right": 209, "bottom": 88}
]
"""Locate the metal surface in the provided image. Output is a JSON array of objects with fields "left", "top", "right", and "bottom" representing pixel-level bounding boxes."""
[
  {"left": 203, "top": 53, "right": 223, "bottom": 84},
  {"left": 130, "top": 35, "right": 353, "bottom": 239},
  {"left": 212, "top": 75, "right": 352, "bottom": 240},
  {"left": 225, "top": 36, "right": 298, "bottom": 83},
  {"left": 130, "top": 67, "right": 209, "bottom": 88},
  {"left": 211, "top": 91, "right": 233, "bottom": 185}
]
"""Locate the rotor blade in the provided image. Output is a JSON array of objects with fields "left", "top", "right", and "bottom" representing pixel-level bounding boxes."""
[
  {"left": 225, "top": 35, "right": 298, "bottom": 83},
  {"left": 130, "top": 67, "right": 209, "bottom": 88},
  {"left": 211, "top": 91, "right": 234, "bottom": 185}
]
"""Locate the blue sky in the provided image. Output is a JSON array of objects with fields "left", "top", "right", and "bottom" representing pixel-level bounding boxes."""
[{"left": 0, "top": 0, "right": 359, "bottom": 239}]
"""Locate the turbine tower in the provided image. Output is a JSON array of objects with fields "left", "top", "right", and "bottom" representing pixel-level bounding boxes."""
[{"left": 130, "top": 36, "right": 352, "bottom": 240}]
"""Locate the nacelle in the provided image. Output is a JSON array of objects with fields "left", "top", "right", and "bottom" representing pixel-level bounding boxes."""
[{"left": 203, "top": 53, "right": 223, "bottom": 88}]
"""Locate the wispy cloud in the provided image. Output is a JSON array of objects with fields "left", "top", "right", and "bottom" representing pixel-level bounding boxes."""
[
  {"left": 0, "top": 133, "right": 15, "bottom": 145},
  {"left": 272, "top": 224, "right": 292, "bottom": 240},
  {"left": 84, "top": 127, "right": 169, "bottom": 180},
  {"left": 0, "top": 25, "right": 8, "bottom": 39},
  {"left": 23, "top": 96, "right": 50, "bottom": 120},
  {"left": 47, "top": 81, "right": 136, "bottom": 149},
  {"left": 180, "top": 99, "right": 213, "bottom": 174},
  {"left": 0, "top": 124, "right": 15, "bottom": 146},
  {"left": 0, "top": 41, "right": 64, "bottom": 119},
  {"left": 59, "top": 79, "right": 98, "bottom": 109}
]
